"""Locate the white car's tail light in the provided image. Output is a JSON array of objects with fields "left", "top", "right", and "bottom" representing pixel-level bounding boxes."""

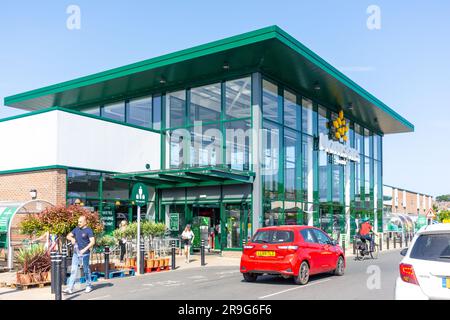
[{"left": 399, "top": 263, "right": 419, "bottom": 285}]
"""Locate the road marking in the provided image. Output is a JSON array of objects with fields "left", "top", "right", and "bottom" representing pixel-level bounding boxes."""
[
  {"left": 88, "top": 295, "right": 111, "bottom": 300},
  {"left": 215, "top": 270, "right": 240, "bottom": 275},
  {"left": 258, "top": 279, "right": 331, "bottom": 299}
]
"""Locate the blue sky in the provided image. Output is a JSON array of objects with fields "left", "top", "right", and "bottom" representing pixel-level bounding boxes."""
[{"left": 0, "top": 1, "right": 449, "bottom": 196}]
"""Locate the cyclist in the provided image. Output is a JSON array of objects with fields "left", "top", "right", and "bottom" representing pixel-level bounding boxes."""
[{"left": 358, "top": 218, "right": 377, "bottom": 252}]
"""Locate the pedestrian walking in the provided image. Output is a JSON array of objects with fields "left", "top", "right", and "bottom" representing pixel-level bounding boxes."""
[
  {"left": 181, "top": 224, "right": 195, "bottom": 264},
  {"left": 119, "top": 220, "right": 128, "bottom": 263},
  {"left": 63, "top": 215, "right": 96, "bottom": 294}
]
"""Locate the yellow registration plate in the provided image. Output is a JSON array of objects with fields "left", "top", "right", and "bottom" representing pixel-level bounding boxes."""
[{"left": 256, "top": 251, "right": 276, "bottom": 257}]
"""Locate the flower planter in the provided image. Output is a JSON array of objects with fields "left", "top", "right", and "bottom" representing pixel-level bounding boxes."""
[
  {"left": 153, "top": 259, "right": 160, "bottom": 268},
  {"left": 165, "top": 258, "right": 170, "bottom": 266},
  {"left": 130, "top": 258, "right": 136, "bottom": 267},
  {"left": 159, "top": 258, "right": 165, "bottom": 267},
  {"left": 17, "top": 272, "right": 32, "bottom": 285},
  {"left": 146, "top": 259, "right": 154, "bottom": 269}
]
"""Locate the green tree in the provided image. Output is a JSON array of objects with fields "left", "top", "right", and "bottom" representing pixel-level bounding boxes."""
[
  {"left": 438, "top": 210, "right": 450, "bottom": 222},
  {"left": 436, "top": 195, "right": 450, "bottom": 202}
]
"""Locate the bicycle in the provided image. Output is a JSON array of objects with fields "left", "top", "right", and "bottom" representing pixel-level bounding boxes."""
[{"left": 354, "top": 233, "right": 379, "bottom": 260}]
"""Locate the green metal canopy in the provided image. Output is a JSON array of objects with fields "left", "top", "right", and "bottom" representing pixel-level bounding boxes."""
[
  {"left": 3, "top": 25, "right": 413, "bottom": 134},
  {"left": 114, "top": 166, "right": 255, "bottom": 189}
]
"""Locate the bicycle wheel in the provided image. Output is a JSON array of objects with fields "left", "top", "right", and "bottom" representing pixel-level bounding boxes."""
[{"left": 370, "top": 244, "right": 379, "bottom": 259}]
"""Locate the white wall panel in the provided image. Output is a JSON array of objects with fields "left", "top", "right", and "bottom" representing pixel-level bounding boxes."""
[{"left": 0, "top": 110, "right": 161, "bottom": 173}]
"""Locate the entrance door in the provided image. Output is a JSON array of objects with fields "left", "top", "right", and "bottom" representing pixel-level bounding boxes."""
[
  {"left": 192, "top": 204, "right": 220, "bottom": 249},
  {"left": 223, "top": 203, "right": 250, "bottom": 249}
]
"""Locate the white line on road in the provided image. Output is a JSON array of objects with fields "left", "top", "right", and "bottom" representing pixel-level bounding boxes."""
[
  {"left": 258, "top": 279, "right": 331, "bottom": 299},
  {"left": 88, "top": 295, "right": 111, "bottom": 300}
]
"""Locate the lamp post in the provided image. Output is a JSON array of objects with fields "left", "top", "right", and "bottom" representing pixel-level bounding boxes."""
[{"left": 29, "top": 189, "right": 37, "bottom": 200}]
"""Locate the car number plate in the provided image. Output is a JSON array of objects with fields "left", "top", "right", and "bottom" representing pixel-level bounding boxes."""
[
  {"left": 442, "top": 277, "right": 450, "bottom": 289},
  {"left": 256, "top": 251, "right": 275, "bottom": 257}
]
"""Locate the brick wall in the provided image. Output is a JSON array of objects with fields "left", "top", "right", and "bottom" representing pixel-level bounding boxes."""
[
  {"left": 391, "top": 188, "right": 432, "bottom": 215},
  {"left": 0, "top": 169, "right": 66, "bottom": 206}
]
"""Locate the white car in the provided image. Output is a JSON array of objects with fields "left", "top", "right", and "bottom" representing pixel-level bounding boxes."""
[{"left": 395, "top": 223, "right": 450, "bottom": 300}]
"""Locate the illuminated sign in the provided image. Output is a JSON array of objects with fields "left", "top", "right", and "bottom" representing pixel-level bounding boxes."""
[{"left": 319, "top": 133, "right": 360, "bottom": 163}]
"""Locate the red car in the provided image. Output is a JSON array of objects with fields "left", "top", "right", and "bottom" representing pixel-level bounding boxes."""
[{"left": 240, "top": 225, "right": 346, "bottom": 285}]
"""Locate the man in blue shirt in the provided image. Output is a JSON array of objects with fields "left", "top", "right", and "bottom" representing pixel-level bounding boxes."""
[{"left": 63, "top": 215, "right": 96, "bottom": 294}]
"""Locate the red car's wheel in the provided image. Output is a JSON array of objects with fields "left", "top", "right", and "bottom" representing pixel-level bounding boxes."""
[
  {"left": 243, "top": 273, "right": 258, "bottom": 282},
  {"left": 294, "top": 261, "right": 310, "bottom": 285},
  {"left": 333, "top": 256, "right": 345, "bottom": 276}
]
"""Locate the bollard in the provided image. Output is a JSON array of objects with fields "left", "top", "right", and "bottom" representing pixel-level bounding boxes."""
[
  {"left": 379, "top": 236, "right": 382, "bottom": 252},
  {"left": 140, "top": 241, "right": 145, "bottom": 275},
  {"left": 352, "top": 238, "right": 356, "bottom": 255},
  {"left": 50, "top": 251, "right": 56, "bottom": 294},
  {"left": 104, "top": 246, "right": 110, "bottom": 279},
  {"left": 61, "top": 247, "right": 67, "bottom": 285},
  {"left": 387, "top": 235, "right": 390, "bottom": 250},
  {"left": 54, "top": 253, "right": 62, "bottom": 300},
  {"left": 394, "top": 236, "right": 397, "bottom": 249},
  {"left": 171, "top": 240, "right": 176, "bottom": 270},
  {"left": 400, "top": 235, "right": 403, "bottom": 248},
  {"left": 201, "top": 239, "right": 206, "bottom": 266},
  {"left": 405, "top": 234, "right": 409, "bottom": 247},
  {"left": 342, "top": 241, "right": 346, "bottom": 256}
]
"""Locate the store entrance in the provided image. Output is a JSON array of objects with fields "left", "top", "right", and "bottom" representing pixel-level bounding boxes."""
[
  {"left": 224, "top": 203, "right": 251, "bottom": 250},
  {"left": 191, "top": 204, "right": 221, "bottom": 250}
]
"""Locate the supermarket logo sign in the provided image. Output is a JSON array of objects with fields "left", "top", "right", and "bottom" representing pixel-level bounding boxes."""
[{"left": 319, "top": 133, "right": 360, "bottom": 163}]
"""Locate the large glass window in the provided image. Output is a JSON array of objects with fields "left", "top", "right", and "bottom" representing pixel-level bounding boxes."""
[
  {"left": 319, "top": 151, "right": 328, "bottom": 202},
  {"left": 225, "top": 120, "right": 251, "bottom": 171},
  {"left": 67, "top": 170, "right": 101, "bottom": 199},
  {"left": 318, "top": 106, "right": 328, "bottom": 135},
  {"left": 355, "top": 124, "right": 363, "bottom": 154},
  {"left": 225, "top": 77, "right": 251, "bottom": 119},
  {"left": 153, "top": 95, "right": 162, "bottom": 130},
  {"left": 263, "top": 80, "right": 280, "bottom": 123},
  {"left": 302, "top": 135, "right": 314, "bottom": 203},
  {"left": 302, "top": 98, "right": 314, "bottom": 135},
  {"left": 127, "top": 96, "right": 152, "bottom": 127},
  {"left": 82, "top": 106, "right": 100, "bottom": 116},
  {"left": 103, "top": 101, "right": 125, "bottom": 122},
  {"left": 284, "top": 90, "right": 301, "bottom": 131},
  {"left": 263, "top": 122, "right": 282, "bottom": 200},
  {"left": 189, "top": 123, "right": 222, "bottom": 167},
  {"left": 263, "top": 201, "right": 282, "bottom": 226},
  {"left": 190, "top": 83, "right": 221, "bottom": 123},
  {"left": 284, "top": 129, "right": 300, "bottom": 201},
  {"left": 169, "top": 129, "right": 189, "bottom": 168},
  {"left": 364, "top": 129, "right": 372, "bottom": 158},
  {"left": 167, "top": 90, "right": 186, "bottom": 128},
  {"left": 102, "top": 175, "right": 130, "bottom": 200}
]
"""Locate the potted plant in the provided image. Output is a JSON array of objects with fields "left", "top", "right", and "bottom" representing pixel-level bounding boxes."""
[{"left": 15, "top": 244, "right": 51, "bottom": 285}]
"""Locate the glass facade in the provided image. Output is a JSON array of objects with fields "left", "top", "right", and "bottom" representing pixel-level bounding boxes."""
[
  {"left": 70, "top": 72, "right": 384, "bottom": 247},
  {"left": 260, "top": 76, "right": 383, "bottom": 241},
  {"left": 166, "top": 76, "right": 252, "bottom": 169},
  {"left": 80, "top": 94, "right": 162, "bottom": 130}
]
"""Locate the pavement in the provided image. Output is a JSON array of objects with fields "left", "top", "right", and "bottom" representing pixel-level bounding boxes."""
[{"left": 0, "top": 245, "right": 404, "bottom": 300}]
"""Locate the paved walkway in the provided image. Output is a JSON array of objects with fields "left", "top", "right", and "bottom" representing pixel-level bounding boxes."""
[{"left": 0, "top": 244, "right": 405, "bottom": 300}]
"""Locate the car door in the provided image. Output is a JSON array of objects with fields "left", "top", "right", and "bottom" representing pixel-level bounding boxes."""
[
  {"left": 311, "top": 229, "right": 337, "bottom": 271},
  {"left": 299, "top": 229, "right": 324, "bottom": 274}
]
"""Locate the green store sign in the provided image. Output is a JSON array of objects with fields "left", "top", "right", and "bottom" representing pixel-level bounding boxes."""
[
  {"left": 131, "top": 183, "right": 149, "bottom": 207},
  {"left": 169, "top": 213, "right": 179, "bottom": 231}
]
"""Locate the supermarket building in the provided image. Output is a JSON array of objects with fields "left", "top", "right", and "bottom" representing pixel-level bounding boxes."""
[{"left": 0, "top": 26, "right": 413, "bottom": 250}]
